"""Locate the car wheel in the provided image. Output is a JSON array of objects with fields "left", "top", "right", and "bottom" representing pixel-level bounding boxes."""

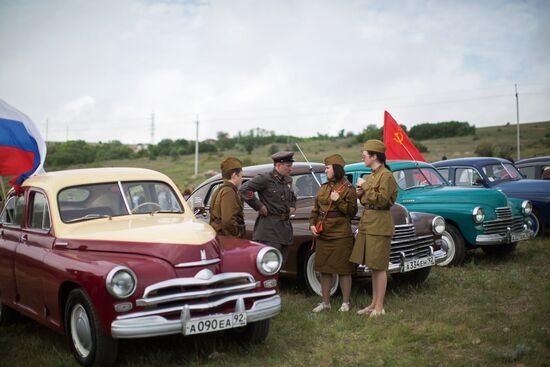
[
  {"left": 526, "top": 209, "right": 545, "bottom": 237},
  {"left": 65, "top": 289, "right": 118, "bottom": 367},
  {"left": 391, "top": 266, "right": 431, "bottom": 285},
  {"left": 0, "top": 298, "right": 17, "bottom": 325},
  {"left": 482, "top": 242, "right": 518, "bottom": 257},
  {"left": 302, "top": 249, "right": 339, "bottom": 296},
  {"left": 438, "top": 224, "right": 466, "bottom": 266},
  {"left": 233, "top": 319, "right": 271, "bottom": 345}
]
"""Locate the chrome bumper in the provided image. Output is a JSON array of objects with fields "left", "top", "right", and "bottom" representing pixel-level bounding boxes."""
[
  {"left": 356, "top": 245, "right": 447, "bottom": 276},
  {"left": 476, "top": 226, "right": 534, "bottom": 246},
  {"left": 111, "top": 295, "right": 281, "bottom": 339}
]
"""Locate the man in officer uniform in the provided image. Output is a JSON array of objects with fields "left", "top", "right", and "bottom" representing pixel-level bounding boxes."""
[
  {"left": 210, "top": 157, "right": 245, "bottom": 238},
  {"left": 239, "top": 151, "right": 297, "bottom": 265}
]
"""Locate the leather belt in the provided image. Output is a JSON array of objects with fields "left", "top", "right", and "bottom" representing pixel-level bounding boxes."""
[
  {"left": 366, "top": 204, "right": 390, "bottom": 211},
  {"left": 320, "top": 211, "right": 345, "bottom": 218}
]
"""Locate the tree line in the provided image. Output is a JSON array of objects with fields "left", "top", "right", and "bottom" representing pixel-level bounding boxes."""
[{"left": 44, "top": 120, "right": 476, "bottom": 169}]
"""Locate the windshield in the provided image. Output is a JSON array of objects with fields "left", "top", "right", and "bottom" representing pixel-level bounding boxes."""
[
  {"left": 482, "top": 163, "right": 522, "bottom": 182},
  {"left": 393, "top": 167, "right": 448, "bottom": 190},
  {"left": 58, "top": 181, "right": 183, "bottom": 223},
  {"left": 293, "top": 172, "right": 324, "bottom": 198}
]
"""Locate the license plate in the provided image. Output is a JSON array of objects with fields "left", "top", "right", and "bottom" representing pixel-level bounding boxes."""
[
  {"left": 403, "top": 256, "right": 435, "bottom": 272},
  {"left": 184, "top": 313, "right": 247, "bottom": 336},
  {"left": 511, "top": 231, "right": 530, "bottom": 242}
]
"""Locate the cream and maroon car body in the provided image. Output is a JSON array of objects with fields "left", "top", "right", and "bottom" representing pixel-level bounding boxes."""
[{"left": 0, "top": 168, "right": 281, "bottom": 367}]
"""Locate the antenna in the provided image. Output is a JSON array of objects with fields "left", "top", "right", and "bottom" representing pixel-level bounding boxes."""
[{"left": 295, "top": 143, "right": 321, "bottom": 187}]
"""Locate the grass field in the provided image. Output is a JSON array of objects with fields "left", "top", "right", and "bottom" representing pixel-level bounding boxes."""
[{"left": 1, "top": 238, "right": 549, "bottom": 366}]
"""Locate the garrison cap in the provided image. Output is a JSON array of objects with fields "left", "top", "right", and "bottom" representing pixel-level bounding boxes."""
[
  {"left": 271, "top": 151, "right": 295, "bottom": 163},
  {"left": 363, "top": 139, "right": 386, "bottom": 153},
  {"left": 324, "top": 154, "right": 345, "bottom": 167},
  {"left": 220, "top": 157, "right": 243, "bottom": 171}
]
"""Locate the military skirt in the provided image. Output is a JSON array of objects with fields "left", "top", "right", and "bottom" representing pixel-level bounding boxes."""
[
  {"left": 314, "top": 236, "right": 355, "bottom": 275},
  {"left": 349, "top": 232, "right": 391, "bottom": 271}
]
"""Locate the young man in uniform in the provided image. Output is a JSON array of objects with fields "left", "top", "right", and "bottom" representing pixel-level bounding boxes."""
[
  {"left": 209, "top": 157, "right": 245, "bottom": 238},
  {"left": 239, "top": 151, "right": 297, "bottom": 265}
]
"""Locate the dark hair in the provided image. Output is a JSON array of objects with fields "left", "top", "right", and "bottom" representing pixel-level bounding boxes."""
[
  {"left": 367, "top": 150, "right": 390, "bottom": 170},
  {"left": 222, "top": 167, "right": 242, "bottom": 180},
  {"left": 332, "top": 164, "right": 345, "bottom": 181}
]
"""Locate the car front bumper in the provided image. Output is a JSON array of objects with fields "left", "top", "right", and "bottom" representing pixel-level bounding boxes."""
[
  {"left": 476, "top": 226, "right": 534, "bottom": 246},
  {"left": 111, "top": 294, "right": 281, "bottom": 339},
  {"left": 356, "top": 245, "right": 448, "bottom": 275}
]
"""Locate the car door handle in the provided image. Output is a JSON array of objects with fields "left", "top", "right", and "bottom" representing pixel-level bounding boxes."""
[{"left": 20, "top": 233, "right": 28, "bottom": 242}]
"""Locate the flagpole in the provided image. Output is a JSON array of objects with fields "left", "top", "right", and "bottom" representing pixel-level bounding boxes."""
[
  {"left": 0, "top": 177, "right": 7, "bottom": 202},
  {"left": 515, "top": 84, "right": 520, "bottom": 161}
]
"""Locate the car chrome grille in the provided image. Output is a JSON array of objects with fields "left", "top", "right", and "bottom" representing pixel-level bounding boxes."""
[
  {"left": 483, "top": 216, "right": 524, "bottom": 235},
  {"left": 119, "top": 272, "right": 270, "bottom": 321},
  {"left": 495, "top": 207, "right": 513, "bottom": 220},
  {"left": 389, "top": 224, "right": 434, "bottom": 263}
]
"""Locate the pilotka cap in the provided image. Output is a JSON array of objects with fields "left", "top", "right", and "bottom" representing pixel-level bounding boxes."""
[
  {"left": 363, "top": 139, "right": 386, "bottom": 153},
  {"left": 220, "top": 157, "right": 243, "bottom": 171},
  {"left": 324, "top": 154, "right": 345, "bottom": 167},
  {"left": 271, "top": 151, "right": 295, "bottom": 163}
]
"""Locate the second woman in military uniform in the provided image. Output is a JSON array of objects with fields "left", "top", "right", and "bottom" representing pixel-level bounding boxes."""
[
  {"left": 350, "top": 140, "right": 398, "bottom": 317},
  {"left": 309, "top": 154, "right": 358, "bottom": 312}
]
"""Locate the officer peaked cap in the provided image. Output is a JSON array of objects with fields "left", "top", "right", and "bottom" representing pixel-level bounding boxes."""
[
  {"left": 324, "top": 154, "right": 345, "bottom": 167},
  {"left": 271, "top": 151, "right": 295, "bottom": 163},
  {"left": 220, "top": 157, "right": 243, "bottom": 171},
  {"left": 363, "top": 139, "right": 386, "bottom": 153}
]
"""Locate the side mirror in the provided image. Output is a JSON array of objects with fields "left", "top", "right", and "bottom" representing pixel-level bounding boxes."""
[
  {"left": 475, "top": 178, "right": 487, "bottom": 186},
  {"left": 192, "top": 197, "right": 208, "bottom": 217}
]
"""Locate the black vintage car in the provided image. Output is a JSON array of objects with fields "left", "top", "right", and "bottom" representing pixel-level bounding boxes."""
[{"left": 189, "top": 162, "right": 448, "bottom": 296}]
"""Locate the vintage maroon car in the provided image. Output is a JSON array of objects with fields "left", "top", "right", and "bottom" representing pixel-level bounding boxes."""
[
  {"left": 189, "top": 162, "right": 448, "bottom": 296},
  {"left": 0, "top": 168, "right": 282, "bottom": 367}
]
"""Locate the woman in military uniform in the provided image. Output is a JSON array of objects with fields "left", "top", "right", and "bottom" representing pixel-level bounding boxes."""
[
  {"left": 209, "top": 157, "right": 245, "bottom": 238},
  {"left": 350, "top": 140, "right": 398, "bottom": 317},
  {"left": 309, "top": 154, "right": 358, "bottom": 312}
]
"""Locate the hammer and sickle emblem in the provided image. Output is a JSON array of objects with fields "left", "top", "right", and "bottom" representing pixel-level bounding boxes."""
[{"left": 393, "top": 131, "right": 404, "bottom": 145}]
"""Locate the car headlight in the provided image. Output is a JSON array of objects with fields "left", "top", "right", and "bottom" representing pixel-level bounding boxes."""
[
  {"left": 432, "top": 216, "right": 446, "bottom": 235},
  {"left": 472, "top": 207, "right": 485, "bottom": 223},
  {"left": 106, "top": 266, "right": 137, "bottom": 299},
  {"left": 521, "top": 200, "right": 532, "bottom": 216},
  {"left": 256, "top": 247, "right": 282, "bottom": 276}
]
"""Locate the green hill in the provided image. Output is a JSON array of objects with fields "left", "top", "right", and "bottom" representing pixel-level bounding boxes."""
[{"left": 2, "top": 121, "right": 549, "bottom": 194}]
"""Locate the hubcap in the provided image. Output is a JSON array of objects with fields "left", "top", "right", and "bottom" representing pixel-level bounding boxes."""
[
  {"left": 438, "top": 230, "right": 455, "bottom": 266},
  {"left": 306, "top": 252, "right": 339, "bottom": 296},
  {"left": 70, "top": 304, "right": 92, "bottom": 358},
  {"left": 526, "top": 214, "right": 540, "bottom": 237}
]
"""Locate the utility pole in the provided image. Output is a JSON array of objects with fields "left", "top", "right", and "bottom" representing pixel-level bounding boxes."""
[
  {"left": 150, "top": 111, "right": 155, "bottom": 145},
  {"left": 515, "top": 84, "right": 520, "bottom": 161},
  {"left": 66, "top": 125, "right": 69, "bottom": 141},
  {"left": 194, "top": 115, "right": 199, "bottom": 177},
  {"left": 45, "top": 118, "right": 49, "bottom": 142}
]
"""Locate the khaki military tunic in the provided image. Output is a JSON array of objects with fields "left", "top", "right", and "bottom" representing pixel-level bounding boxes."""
[
  {"left": 350, "top": 165, "right": 398, "bottom": 270},
  {"left": 239, "top": 170, "right": 296, "bottom": 245},
  {"left": 309, "top": 179, "right": 358, "bottom": 275},
  {"left": 209, "top": 180, "right": 245, "bottom": 238}
]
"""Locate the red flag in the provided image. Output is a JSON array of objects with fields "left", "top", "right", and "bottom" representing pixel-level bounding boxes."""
[{"left": 383, "top": 111, "right": 426, "bottom": 162}]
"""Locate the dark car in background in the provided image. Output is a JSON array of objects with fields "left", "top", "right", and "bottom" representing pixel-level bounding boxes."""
[
  {"left": 515, "top": 156, "right": 550, "bottom": 180},
  {"left": 189, "top": 162, "right": 447, "bottom": 296},
  {"left": 433, "top": 157, "right": 550, "bottom": 237}
]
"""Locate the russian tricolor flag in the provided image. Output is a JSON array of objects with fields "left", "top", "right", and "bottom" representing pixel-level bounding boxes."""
[{"left": 0, "top": 99, "right": 47, "bottom": 191}]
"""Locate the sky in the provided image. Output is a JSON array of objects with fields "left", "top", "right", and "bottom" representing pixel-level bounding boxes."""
[{"left": 1, "top": 0, "right": 549, "bottom": 144}]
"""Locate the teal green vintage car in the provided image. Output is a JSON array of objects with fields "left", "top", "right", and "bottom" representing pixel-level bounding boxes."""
[{"left": 345, "top": 160, "right": 534, "bottom": 266}]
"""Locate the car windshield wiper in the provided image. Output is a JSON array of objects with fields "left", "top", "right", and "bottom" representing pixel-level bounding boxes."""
[
  {"left": 151, "top": 209, "right": 184, "bottom": 215},
  {"left": 66, "top": 214, "right": 112, "bottom": 223},
  {"left": 404, "top": 184, "right": 429, "bottom": 191}
]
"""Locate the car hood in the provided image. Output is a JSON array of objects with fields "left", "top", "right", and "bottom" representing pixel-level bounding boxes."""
[
  {"left": 58, "top": 215, "right": 216, "bottom": 245},
  {"left": 494, "top": 179, "right": 550, "bottom": 195},
  {"left": 399, "top": 186, "right": 508, "bottom": 207}
]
